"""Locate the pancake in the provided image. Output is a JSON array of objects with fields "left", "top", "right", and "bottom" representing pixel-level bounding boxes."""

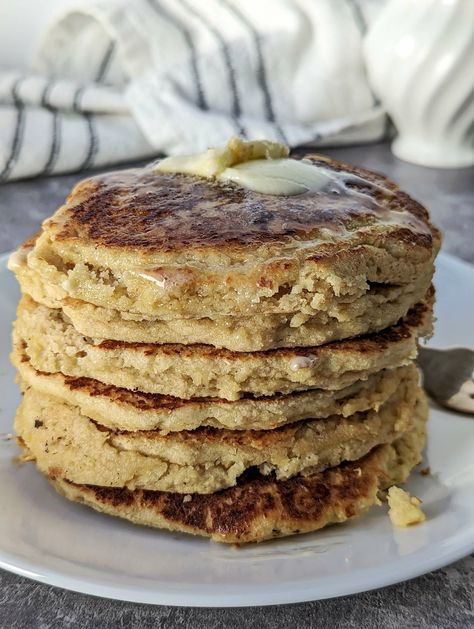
[
  {"left": 14, "top": 294, "right": 433, "bottom": 401},
  {"left": 12, "top": 240, "right": 433, "bottom": 351},
  {"left": 46, "top": 399, "right": 427, "bottom": 543},
  {"left": 13, "top": 347, "right": 418, "bottom": 432},
  {"left": 15, "top": 379, "right": 421, "bottom": 494},
  {"left": 10, "top": 154, "right": 440, "bottom": 326}
]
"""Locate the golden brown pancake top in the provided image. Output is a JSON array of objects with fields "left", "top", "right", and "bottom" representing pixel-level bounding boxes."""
[{"left": 51, "top": 155, "right": 438, "bottom": 253}]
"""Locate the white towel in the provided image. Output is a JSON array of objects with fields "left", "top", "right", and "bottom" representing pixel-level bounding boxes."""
[{"left": 0, "top": 0, "right": 387, "bottom": 182}]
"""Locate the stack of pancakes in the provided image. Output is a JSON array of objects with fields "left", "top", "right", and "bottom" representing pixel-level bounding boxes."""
[{"left": 10, "top": 154, "right": 440, "bottom": 543}]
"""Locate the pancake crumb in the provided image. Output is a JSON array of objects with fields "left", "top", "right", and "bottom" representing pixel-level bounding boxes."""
[
  {"left": 420, "top": 466, "right": 431, "bottom": 476},
  {"left": 387, "top": 486, "right": 426, "bottom": 527}
]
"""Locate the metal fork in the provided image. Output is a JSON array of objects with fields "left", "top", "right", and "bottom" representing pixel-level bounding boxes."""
[{"left": 418, "top": 346, "right": 474, "bottom": 415}]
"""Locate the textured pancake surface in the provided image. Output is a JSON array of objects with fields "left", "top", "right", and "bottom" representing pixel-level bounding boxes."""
[
  {"left": 14, "top": 245, "right": 433, "bottom": 351},
  {"left": 14, "top": 294, "right": 433, "bottom": 400},
  {"left": 15, "top": 378, "right": 420, "bottom": 494},
  {"left": 13, "top": 348, "right": 417, "bottom": 432},
  {"left": 12, "top": 155, "right": 440, "bottom": 324},
  {"left": 46, "top": 397, "right": 427, "bottom": 543}
]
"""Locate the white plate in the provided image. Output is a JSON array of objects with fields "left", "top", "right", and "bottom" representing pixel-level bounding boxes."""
[{"left": 0, "top": 251, "right": 473, "bottom": 607}]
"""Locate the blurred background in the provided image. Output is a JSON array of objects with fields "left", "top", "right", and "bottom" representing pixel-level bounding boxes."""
[
  {"left": 0, "top": 0, "right": 78, "bottom": 70},
  {"left": 0, "top": 0, "right": 391, "bottom": 182},
  {"left": 1, "top": 0, "right": 473, "bottom": 184}
]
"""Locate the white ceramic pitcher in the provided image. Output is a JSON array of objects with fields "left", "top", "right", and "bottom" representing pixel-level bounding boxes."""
[{"left": 364, "top": 0, "right": 474, "bottom": 168}]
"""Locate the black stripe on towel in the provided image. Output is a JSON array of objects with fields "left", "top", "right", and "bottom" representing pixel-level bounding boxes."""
[
  {"left": 345, "top": 0, "right": 368, "bottom": 34},
  {"left": 79, "top": 114, "right": 99, "bottom": 171},
  {"left": 219, "top": 0, "right": 287, "bottom": 143},
  {"left": 95, "top": 41, "right": 116, "bottom": 83},
  {"left": 72, "top": 86, "right": 86, "bottom": 113},
  {"left": 40, "top": 81, "right": 55, "bottom": 110},
  {"left": 178, "top": 0, "right": 245, "bottom": 136},
  {"left": 39, "top": 81, "right": 61, "bottom": 175},
  {"left": 43, "top": 111, "right": 61, "bottom": 175},
  {"left": 71, "top": 85, "right": 99, "bottom": 171},
  {"left": 147, "top": 0, "right": 208, "bottom": 110},
  {"left": 71, "top": 40, "right": 115, "bottom": 114},
  {"left": 71, "top": 85, "right": 98, "bottom": 172},
  {"left": 0, "top": 78, "right": 26, "bottom": 182}
]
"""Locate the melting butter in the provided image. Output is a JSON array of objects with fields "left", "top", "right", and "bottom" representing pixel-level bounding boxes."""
[
  {"left": 219, "top": 158, "right": 339, "bottom": 196},
  {"left": 154, "top": 137, "right": 336, "bottom": 195},
  {"left": 7, "top": 244, "right": 34, "bottom": 272},
  {"left": 289, "top": 355, "right": 317, "bottom": 370},
  {"left": 155, "top": 137, "right": 289, "bottom": 179},
  {"left": 154, "top": 136, "right": 390, "bottom": 197},
  {"left": 133, "top": 267, "right": 193, "bottom": 289}
]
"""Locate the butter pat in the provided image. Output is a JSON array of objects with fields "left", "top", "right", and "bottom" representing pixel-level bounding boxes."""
[
  {"left": 154, "top": 137, "right": 342, "bottom": 196},
  {"left": 220, "top": 158, "right": 338, "bottom": 195},
  {"left": 155, "top": 137, "right": 289, "bottom": 179},
  {"left": 387, "top": 486, "right": 426, "bottom": 528}
]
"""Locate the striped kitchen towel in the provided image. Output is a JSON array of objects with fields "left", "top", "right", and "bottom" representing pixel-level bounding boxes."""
[{"left": 0, "top": 0, "right": 388, "bottom": 182}]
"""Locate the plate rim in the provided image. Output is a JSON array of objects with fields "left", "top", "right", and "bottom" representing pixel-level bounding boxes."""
[
  {"left": 0, "top": 524, "right": 473, "bottom": 607},
  {"left": 1, "top": 249, "right": 473, "bottom": 607}
]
